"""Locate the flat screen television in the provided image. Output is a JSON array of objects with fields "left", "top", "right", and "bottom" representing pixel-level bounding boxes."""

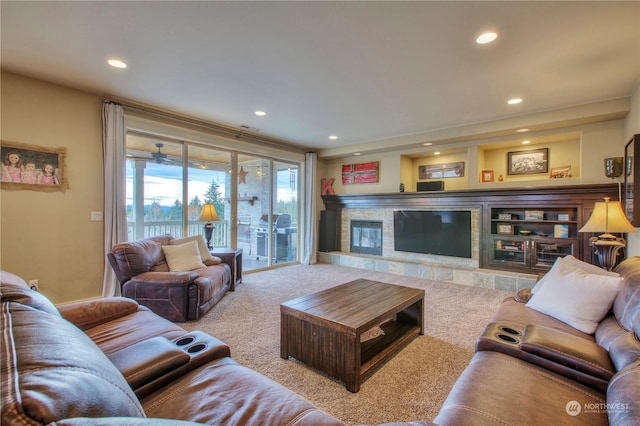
[{"left": 393, "top": 210, "right": 471, "bottom": 258}]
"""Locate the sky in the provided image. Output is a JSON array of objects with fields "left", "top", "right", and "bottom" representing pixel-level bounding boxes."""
[{"left": 126, "top": 161, "right": 297, "bottom": 207}]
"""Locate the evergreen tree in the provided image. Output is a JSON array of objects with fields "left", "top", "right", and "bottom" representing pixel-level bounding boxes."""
[
  {"left": 188, "top": 195, "right": 203, "bottom": 220},
  {"left": 204, "top": 180, "right": 224, "bottom": 219},
  {"left": 168, "top": 199, "right": 183, "bottom": 220}
]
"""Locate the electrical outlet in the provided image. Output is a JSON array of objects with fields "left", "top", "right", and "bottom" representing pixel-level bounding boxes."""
[{"left": 28, "top": 279, "right": 39, "bottom": 291}]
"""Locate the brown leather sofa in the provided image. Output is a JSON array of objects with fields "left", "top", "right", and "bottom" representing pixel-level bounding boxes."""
[
  {"left": 431, "top": 256, "right": 640, "bottom": 425},
  {"left": 1, "top": 271, "right": 344, "bottom": 426},
  {"left": 108, "top": 235, "right": 231, "bottom": 322}
]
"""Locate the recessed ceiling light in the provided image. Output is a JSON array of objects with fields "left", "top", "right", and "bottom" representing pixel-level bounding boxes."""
[
  {"left": 423, "top": 142, "right": 433, "bottom": 146},
  {"left": 108, "top": 59, "right": 127, "bottom": 69},
  {"left": 476, "top": 32, "right": 498, "bottom": 44},
  {"left": 522, "top": 140, "right": 531, "bottom": 144},
  {"left": 329, "top": 135, "right": 338, "bottom": 140},
  {"left": 517, "top": 128, "right": 530, "bottom": 133},
  {"left": 434, "top": 151, "right": 441, "bottom": 156},
  {"left": 255, "top": 110, "right": 267, "bottom": 116},
  {"left": 507, "top": 98, "right": 523, "bottom": 105},
  {"left": 353, "top": 152, "right": 361, "bottom": 156}
]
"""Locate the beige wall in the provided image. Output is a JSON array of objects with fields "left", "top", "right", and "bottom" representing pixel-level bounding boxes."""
[
  {"left": 321, "top": 120, "right": 627, "bottom": 195},
  {"left": 1, "top": 72, "right": 104, "bottom": 303}
]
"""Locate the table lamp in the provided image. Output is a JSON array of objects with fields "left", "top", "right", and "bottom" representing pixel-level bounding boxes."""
[
  {"left": 198, "top": 204, "right": 219, "bottom": 249},
  {"left": 579, "top": 197, "right": 637, "bottom": 270}
]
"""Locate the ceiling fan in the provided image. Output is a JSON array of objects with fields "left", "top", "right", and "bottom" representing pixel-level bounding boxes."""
[{"left": 151, "top": 143, "right": 172, "bottom": 164}]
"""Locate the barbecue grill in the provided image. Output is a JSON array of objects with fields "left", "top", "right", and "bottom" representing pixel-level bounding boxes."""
[{"left": 256, "top": 214, "right": 294, "bottom": 260}]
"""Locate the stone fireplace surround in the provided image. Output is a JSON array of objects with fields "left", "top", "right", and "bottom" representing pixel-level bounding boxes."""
[{"left": 319, "top": 184, "right": 619, "bottom": 293}]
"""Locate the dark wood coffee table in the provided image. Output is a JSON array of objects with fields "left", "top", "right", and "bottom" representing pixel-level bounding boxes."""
[{"left": 280, "top": 279, "right": 424, "bottom": 392}]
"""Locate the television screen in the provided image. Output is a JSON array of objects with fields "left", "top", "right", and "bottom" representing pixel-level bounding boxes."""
[{"left": 393, "top": 210, "right": 471, "bottom": 258}]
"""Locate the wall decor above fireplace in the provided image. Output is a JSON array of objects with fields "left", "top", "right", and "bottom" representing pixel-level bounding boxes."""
[{"left": 342, "top": 161, "right": 379, "bottom": 184}]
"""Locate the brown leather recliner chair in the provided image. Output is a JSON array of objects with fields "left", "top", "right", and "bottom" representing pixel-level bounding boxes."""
[{"left": 107, "top": 235, "right": 231, "bottom": 322}]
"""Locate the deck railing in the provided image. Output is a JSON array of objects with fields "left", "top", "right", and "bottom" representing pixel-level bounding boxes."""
[{"left": 127, "top": 220, "right": 229, "bottom": 246}]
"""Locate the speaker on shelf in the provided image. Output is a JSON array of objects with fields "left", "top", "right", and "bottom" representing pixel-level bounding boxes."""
[
  {"left": 319, "top": 210, "right": 338, "bottom": 252},
  {"left": 417, "top": 181, "right": 444, "bottom": 192}
]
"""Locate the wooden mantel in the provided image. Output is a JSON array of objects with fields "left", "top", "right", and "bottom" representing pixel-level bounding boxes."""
[{"left": 322, "top": 184, "right": 620, "bottom": 210}]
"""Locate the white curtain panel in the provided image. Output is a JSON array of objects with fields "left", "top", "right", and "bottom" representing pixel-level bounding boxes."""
[
  {"left": 302, "top": 152, "right": 318, "bottom": 265},
  {"left": 102, "top": 101, "right": 127, "bottom": 296}
]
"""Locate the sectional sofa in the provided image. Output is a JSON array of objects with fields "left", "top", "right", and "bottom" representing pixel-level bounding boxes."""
[
  {"left": 1, "top": 271, "right": 344, "bottom": 425},
  {"left": 432, "top": 255, "right": 640, "bottom": 425},
  {"left": 2, "top": 254, "right": 639, "bottom": 425}
]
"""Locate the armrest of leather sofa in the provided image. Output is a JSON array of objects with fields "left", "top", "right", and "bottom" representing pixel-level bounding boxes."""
[
  {"left": 58, "top": 297, "right": 140, "bottom": 330},
  {"left": 129, "top": 271, "right": 199, "bottom": 286},
  {"left": 520, "top": 324, "right": 615, "bottom": 381},
  {"left": 108, "top": 336, "right": 191, "bottom": 391}
]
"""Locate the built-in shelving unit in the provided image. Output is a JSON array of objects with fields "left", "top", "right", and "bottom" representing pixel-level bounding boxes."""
[
  {"left": 321, "top": 184, "right": 620, "bottom": 273},
  {"left": 488, "top": 206, "right": 579, "bottom": 273}
]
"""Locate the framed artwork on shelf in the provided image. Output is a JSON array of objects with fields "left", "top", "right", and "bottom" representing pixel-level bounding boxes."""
[
  {"left": 507, "top": 148, "right": 549, "bottom": 175},
  {"left": 497, "top": 223, "right": 514, "bottom": 235},
  {"left": 481, "top": 170, "right": 494, "bottom": 182},
  {"left": 0, "top": 140, "right": 67, "bottom": 192},
  {"left": 418, "top": 162, "right": 465, "bottom": 179},
  {"left": 550, "top": 165, "right": 572, "bottom": 178}
]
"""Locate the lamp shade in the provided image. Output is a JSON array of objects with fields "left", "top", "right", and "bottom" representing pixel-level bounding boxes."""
[
  {"left": 579, "top": 199, "right": 636, "bottom": 234},
  {"left": 198, "top": 204, "right": 219, "bottom": 222}
]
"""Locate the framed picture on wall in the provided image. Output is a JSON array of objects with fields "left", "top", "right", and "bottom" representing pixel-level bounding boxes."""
[
  {"left": 0, "top": 140, "right": 67, "bottom": 191},
  {"left": 507, "top": 148, "right": 549, "bottom": 175}
]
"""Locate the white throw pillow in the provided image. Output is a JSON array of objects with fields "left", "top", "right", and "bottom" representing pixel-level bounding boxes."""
[
  {"left": 170, "top": 235, "right": 214, "bottom": 263},
  {"left": 531, "top": 255, "right": 619, "bottom": 294},
  {"left": 162, "top": 240, "right": 206, "bottom": 272},
  {"left": 526, "top": 258, "right": 622, "bottom": 334}
]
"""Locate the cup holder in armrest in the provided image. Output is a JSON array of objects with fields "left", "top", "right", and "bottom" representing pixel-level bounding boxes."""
[
  {"left": 171, "top": 331, "right": 229, "bottom": 361},
  {"left": 187, "top": 343, "right": 207, "bottom": 353},
  {"left": 499, "top": 326, "right": 522, "bottom": 336},
  {"left": 175, "top": 336, "right": 196, "bottom": 346},
  {"left": 496, "top": 333, "right": 519, "bottom": 343},
  {"left": 476, "top": 322, "right": 524, "bottom": 353},
  {"left": 134, "top": 331, "right": 231, "bottom": 400}
]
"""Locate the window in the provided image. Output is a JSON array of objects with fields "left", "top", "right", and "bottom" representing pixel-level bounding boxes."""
[{"left": 124, "top": 130, "right": 303, "bottom": 274}]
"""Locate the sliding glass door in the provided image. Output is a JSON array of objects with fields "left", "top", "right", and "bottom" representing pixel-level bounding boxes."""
[{"left": 125, "top": 132, "right": 301, "bottom": 274}]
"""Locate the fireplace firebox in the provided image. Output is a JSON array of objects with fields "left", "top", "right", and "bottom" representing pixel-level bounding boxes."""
[{"left": 350, "top": 220, "right": 383, "bottom": 256}]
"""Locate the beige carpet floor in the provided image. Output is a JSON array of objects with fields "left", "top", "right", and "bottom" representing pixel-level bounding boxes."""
[{"left": 179, "top": 263, "right": 512, "bottom": 425}]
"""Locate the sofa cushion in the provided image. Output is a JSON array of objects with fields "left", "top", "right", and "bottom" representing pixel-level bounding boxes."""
[
  {"left": 1, "top": 272, "right": 61, "bottom": 317},
  {"left": 170, "top": 235, "right": 215, "bottom": 263},
  {"left": 141, "top": 357, "right": 345, "bottom": 425},
  {"left": 526, "top": 257, "right": 622, "bottom": 334},
  {"left": 162, "top": 241, "right": 206, "bottom": 272},
  {"left": 532, "top": 255, "right": 619, "bottom": 294},
  {"left": 1, "top": 302, "right": 145, "bottom": 424},
  {"left": 433, "top": 351, "right": 607, "bottom": 426}
]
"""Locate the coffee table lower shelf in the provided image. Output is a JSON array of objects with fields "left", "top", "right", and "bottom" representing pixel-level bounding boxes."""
[{"left": 360, "top": 322, "right": 422, "bottom": 380}]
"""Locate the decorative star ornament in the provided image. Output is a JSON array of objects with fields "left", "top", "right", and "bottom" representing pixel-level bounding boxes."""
[{"left": 238, "top": 166, "right": 248, "bottom": 184}]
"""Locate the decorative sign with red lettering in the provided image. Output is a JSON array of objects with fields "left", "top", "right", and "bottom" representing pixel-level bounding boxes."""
[{"left": 342, "top": 161, "right": 379, "bottom": 184}]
